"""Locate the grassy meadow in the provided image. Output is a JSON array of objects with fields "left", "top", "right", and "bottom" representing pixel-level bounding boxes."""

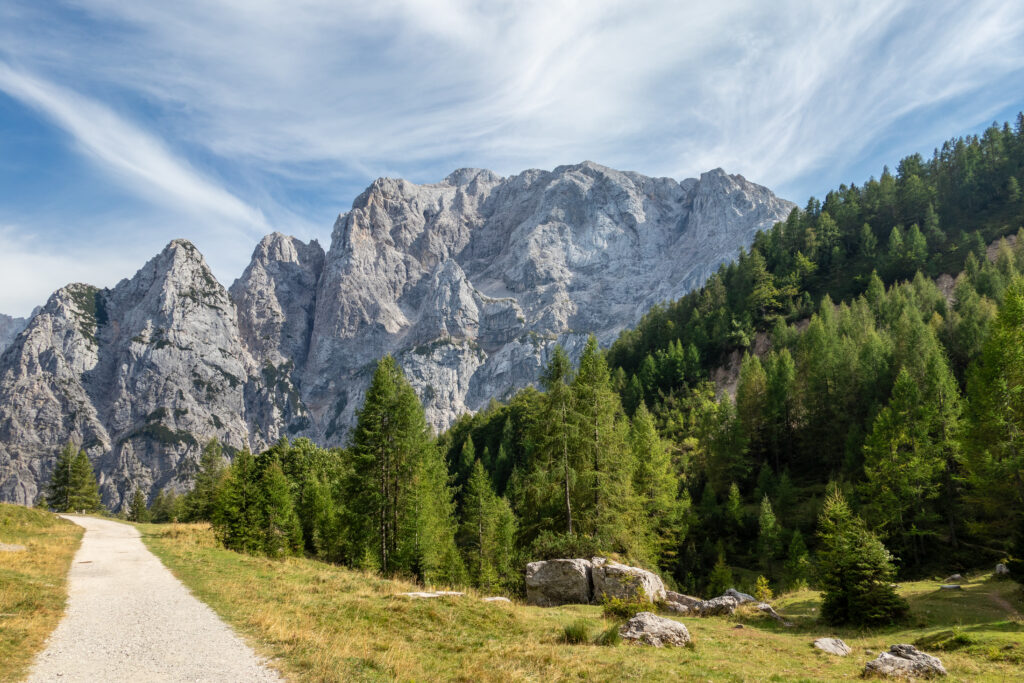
[
  {"left": 0, "top": 504, "right": 83, "bottom": 682},
  {"left": 139, "top": 522, "right": 1024, "bottom": 682}
]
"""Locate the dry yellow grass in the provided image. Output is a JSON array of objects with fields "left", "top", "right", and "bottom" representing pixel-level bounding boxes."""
[
  {"left": 140, "top": 522, "right": 1024, "bottom": 682},
  {"left": 0, "top": 504, "right": 83, "bottom": 682}
]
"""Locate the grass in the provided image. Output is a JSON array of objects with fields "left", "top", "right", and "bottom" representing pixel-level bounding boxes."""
[
  {"left": 139, "top": 522, "right": 1024, "bottom": 682},
  {"left": 0, "top": 504, "right": 83, "bottom": 682}
]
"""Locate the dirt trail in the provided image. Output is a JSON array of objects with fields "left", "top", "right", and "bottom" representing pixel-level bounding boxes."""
[{"left": 27, "top": 515, "right": 280, "bottom": 682}]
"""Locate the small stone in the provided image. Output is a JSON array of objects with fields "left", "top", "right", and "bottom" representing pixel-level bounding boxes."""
[
  {"left": 0, "top": 543, "right": 27, "bottom": 552},
  {"left": 813, "top": 637, "right": 851, "bottom": 656},
  {"left": 939, "top": 585, "right": 962, "bottom": 591},
  {"left": 619, "top": 612, "right": 692, "bottom": 647},
  {"left": 732, "top": 624, "right": 744, "bottom": 629},
  {"left": 482, "top": 596, "right": 511, "bottom": 603},
  {"left": 996, "top": 563, "right": 1010, "bottom": 576}
]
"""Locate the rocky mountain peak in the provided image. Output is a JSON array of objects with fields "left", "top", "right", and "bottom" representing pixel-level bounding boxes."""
[{"left": 0, "top": 162, "right": 794, "bottom": 509}]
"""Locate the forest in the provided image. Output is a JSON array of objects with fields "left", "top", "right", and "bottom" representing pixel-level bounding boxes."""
[{"left": 70, "top": 116, "right": 1024, "bottom": 625}]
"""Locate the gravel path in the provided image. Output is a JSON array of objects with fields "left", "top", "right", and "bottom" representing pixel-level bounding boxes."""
[{"left": 27, "top": 515, "right": 281, "bottom": 682}]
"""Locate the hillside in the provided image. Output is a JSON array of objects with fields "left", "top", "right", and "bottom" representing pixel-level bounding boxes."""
[{"left": 140, "top": 522, "right": 1024, "bottom": 682}]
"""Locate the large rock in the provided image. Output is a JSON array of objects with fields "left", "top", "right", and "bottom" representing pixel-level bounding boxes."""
[
  {"left": 618, "top": 612, "right": 692, "bottom": 647},
  {"left": 698, "top": 595, "right": 739, "bottom": 616},
  {"left": 996, "top": 563, "right": 1010, "bottom": 576},
  {"left": 665, "top": 591, "right": 702, "bottom": 613},
  {"left": 863, "top": 644, "right": 947, "bottom": 678},
  {"left": 525, "top": 559, "right": 593, "bottom": 607},
  {"left": 592, "top": 561, "right": 666, "bottom": 603},
  {"left": 0, "top": 163, "right": 794, "bottom": 508},
  {"left": 813, "top": 637, "right": 851, "bottom": 656}
]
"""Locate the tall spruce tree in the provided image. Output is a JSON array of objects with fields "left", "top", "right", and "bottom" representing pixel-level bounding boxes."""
[
  {"left": 459, "top": 459, "right": 517, "bottom": 590},
  {"left": 631, "top": 402, "right": 687, "bottom": 565},
  {"left": 185, "top": 439, "right": 228, "bottom": 521},
  {"left": 128, "top": 488, "right": 150, "bottom": 522},
  {"left": 67, "top": 450, "right": 103, "bottom": 513}
]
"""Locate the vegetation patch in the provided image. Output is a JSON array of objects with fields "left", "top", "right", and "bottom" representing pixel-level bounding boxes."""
[{"left": 0, "top": 504, "right": 83, "bottom": 682}]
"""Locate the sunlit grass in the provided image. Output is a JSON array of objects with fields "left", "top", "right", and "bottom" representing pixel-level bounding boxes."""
[
  {"left": 141, "top": 522, "right": 1024, "bottom": 682},
  {"left": 0, "top": 504, "right": 83, "bottom": 682}
]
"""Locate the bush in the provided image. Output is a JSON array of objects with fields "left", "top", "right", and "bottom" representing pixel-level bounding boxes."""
[
  {"left": 595, "top": 624, "right": 622, "bottom": 646},
  {"left": 561, "top": 619, "right": 593, "bottom": 644},
  {"left": 601, "top": 590, "right": 649, "bottom": 620},
  {"left": 529, "top": 531, "right": 604, "bottom": 561},
  {"left": 754, "top": 575, "right": 773, "bottom": 602}
]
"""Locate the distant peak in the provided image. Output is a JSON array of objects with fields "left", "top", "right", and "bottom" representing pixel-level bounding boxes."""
[{"left": 444, "top": 168, "right": 500, "bottom": 186}]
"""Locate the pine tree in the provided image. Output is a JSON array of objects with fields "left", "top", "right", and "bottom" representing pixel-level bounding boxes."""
[
  {"left": 784, "top": 530, "right": 811, "bottom": 590},
  {"left": 532, "top": 346, "right": 579, "bottom": 535},
  {"left": 460, "top": 459, "right": 517, "bottom": 590},
  {"left": 212, "top": 449, "right": 264, "bottom": 554},
  {"left": 260, "top": 461, "right": 303, "bottom": 557},
  {"left": 128, "top": 488, "right": 150, "bottom": 522},
  {"left": 68, "top": 450, "right": 103, "bottom": 513},
  {"left": 185, "top": 439, "right": 228, "bottom": 521},
  {"left": 631, "top": 402, "right": 686, "bottom": 565},
  {"left": 816, "top": 487, "right": 908, "bottom": 626},
  {"left": 757, "top": 495, "right": 782, "bottom": 577},
  {"left": 46, "top": 442, "right": 77, "bottom": 512}
]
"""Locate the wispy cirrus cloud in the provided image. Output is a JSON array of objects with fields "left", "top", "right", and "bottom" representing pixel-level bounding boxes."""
[{"left": 0, "top": 0, "right": 1023, "bottom": 315}]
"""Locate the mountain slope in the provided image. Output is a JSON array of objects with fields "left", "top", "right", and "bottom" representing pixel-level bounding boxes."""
[{"left": 0, "top": 162, "right": 793, "bottom": 507}]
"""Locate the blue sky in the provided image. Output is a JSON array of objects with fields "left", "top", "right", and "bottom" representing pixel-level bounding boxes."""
[{"left": 1, "top": 0, "right": 1023, "bottom": 316}]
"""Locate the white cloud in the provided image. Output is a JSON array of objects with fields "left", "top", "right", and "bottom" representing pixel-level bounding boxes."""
[{"left": 0, "top": 0, "right": 1023, "bottom": 314}]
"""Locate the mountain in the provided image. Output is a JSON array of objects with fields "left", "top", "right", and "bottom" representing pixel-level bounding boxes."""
[
  {"left": 0, "top": 162, "right": 793, "bottom": 508},
  {"left": 0, "top": 314, "right": 28, "bottom": 353}
]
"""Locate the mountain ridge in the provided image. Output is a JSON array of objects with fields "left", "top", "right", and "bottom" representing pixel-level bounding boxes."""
[{"left": 0, "top": 162, "right": 794, "bottom": 508}]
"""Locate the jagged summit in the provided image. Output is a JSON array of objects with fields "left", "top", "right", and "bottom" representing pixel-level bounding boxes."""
[{"left": 0, "top": 163, "right": 794, "bottom": 509}]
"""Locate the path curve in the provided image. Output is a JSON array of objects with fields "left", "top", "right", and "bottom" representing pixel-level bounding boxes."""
[{"left": 27, "top": 515, "right": 281, "bottom": 682}]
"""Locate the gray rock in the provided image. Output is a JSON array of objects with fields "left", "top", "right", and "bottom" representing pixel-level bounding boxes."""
[
  {"left": 724, "top": 588, "right": 756, "bottom": 604},
  {"left": 525, "top": 559, "right": 593, "bottom": 606},
  {"left": 0, "top": 313, "right": 28, "bottom": 355},
  {"left": 0, "top": 542, "right": 26, "bottom": 552},
  {"left": 618, "top": 612, "right": 692, "bottom": 647},
  {"left": 0, "top": 163, "right": 794, "bottom": 508},
  {"left": 863, "top": 644, "right": 946, "bottom": 678},
  {"left": 996, "top": 563, "right": 1010, "bottom": 576},
  {"left": 400, "top": 591, "right": 464, "bottom": 599},
  {"left": 482, "top": 596, "right": 511, "bottom": 603},
  {"left": 813, "top": 637, "right": 851, "bottom": 656},
  {"left": 942, "top": 574, "right": 963, "bottom": 583},
  {"left": 591, "top": 561, "right": 666, "bottom": 603},
  {"left": 665, "top": 591, "right": 703, "bottom": 609},
  {"left": 939, "top": 584, "right": 962, "bottom": 590},
  {"left": 757, "top": 602, "right": 793, "bottom": 626},
  {"left": 698, "top": 595, "right": 739, "bottom": 616}
]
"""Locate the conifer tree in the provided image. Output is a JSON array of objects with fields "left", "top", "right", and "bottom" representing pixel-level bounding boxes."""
[
  {"left": 128, "top": 488, "right": 150, "bottom": 522},
  {"left": 68, "top": 450, "right": 103, "bottom": 513},
  {"left": 816, "top": 487, "right": 908, "bottom": 626},
  {"left": 757, "top": 495, "right": 782, "bottom": 576},
  {"left": 531, "top": 346, "right": 578, "bottom": 535},
  {"left": 212, "top": 448, "right": 264, "bottom": 554},
  {"left": 784, "top": 530, "right": 811, "bottom": 590},
  {"left": 631, "top": 402, "right": 686, "bottom": 564},
  {"left": 186, "top": 439, "right": 228, "bottom": 521},
  {"left": 460, "top": 459, "right": 517, "bottom": 590},
  {"left": 46, "top": 442, "right": 77, "bottom": 512},
  {"left": 260, "top": 461, "right": 303, "bottom": 557}
]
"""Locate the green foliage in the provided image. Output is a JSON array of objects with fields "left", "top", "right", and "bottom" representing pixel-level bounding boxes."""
[
  {"left": 706, "top": 552, "right": 734, "bottom": 597},
  {"left": 754, "top": 575, "right": 773, "bottom": 602},
  {"left": 601, "top": 591, "right": 649, "bottom": 620},
  {"left": 459, "top": 459, "right": 517, "bottom": 592},
  {"left": 128, "top": 488, "right": 150, "bottom": 522},
  {"left": 183, "top": 439, "right": 227, "bottom": 522},
  {"left": 594, "top": 623, "right": 622, "bottom": 646},
  {"left": 47, "top": 443, "right": 103, "bottom": 513},
  {"left": 561, "top": 619, "right": 593, "bottom": 644},
  {"left": 815, "top": 488, "right": 909, "bottom": 626}
]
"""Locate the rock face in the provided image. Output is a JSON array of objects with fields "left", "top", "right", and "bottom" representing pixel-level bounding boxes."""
[
  {"left": 724, "top": 588, "right": 756, "bottom": 604},
  {"left": 863, "top": 644, "right": 946, "bottom": 678},
  {"left": 592, "top": 561, "right": 666, "bottom": 603},
  {"left": 619, "top": 612, "right": 692, "bottom": 647},
  {"left": 525, "top": 559, "right": 594, "bottom": 607},
  {"left": 0, "top": 163, "right": 793, "bottom": 508},
  {"left": 0, "top": 314, "right": 28, "bottom": 354},
  {"left": 813, "top": 637, "right": 851, "bottom": 657}
]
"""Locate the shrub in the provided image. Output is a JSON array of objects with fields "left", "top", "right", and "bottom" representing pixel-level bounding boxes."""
[
  {"left": 595, "top": 624, "right": 622, "bottom": 646},
  {"left": 561, "top": 619, "right": 592, "bottom": 644},
  {"left": 754, "top": 575, "right": 773, "bottom": 603},
  {"left": 601, "top": 589, "right": 649, "bottom": 620}
]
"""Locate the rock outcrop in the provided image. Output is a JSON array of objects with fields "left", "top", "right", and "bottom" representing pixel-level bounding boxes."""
[
  {"left": 0, "top": 163, "right": 794, "bottom": 507},
  {"left": 591, "top": 560, "right": 666, "bottom": 603},
  {"left": 525, "top": 559, "right": 594, "bottom": 607},
  {"left": 619, "top": 612, "right": 692, "bottom": 647},
  {"left": 863, "top": 644, "right": 946, "bottom": 678},
  {"left": 698, "top": 595, "right": 739, "bottom": 616},
  {"left": 0, "top": 313, "right": 28, "bottom": 354}
]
